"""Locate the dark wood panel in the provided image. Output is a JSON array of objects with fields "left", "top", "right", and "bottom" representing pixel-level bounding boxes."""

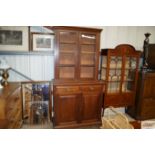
[
  {"left": 81, "top": 93, "right": 102, "bottom": 122},
  {"left": 126, "top": 71, "right": 155, "bottom": 120},
  {"left": 54, "top": 93, "right": 82, "bottom": 127},
  {"left": 53, "top": 81, "right": 105, "bottom": 128}
]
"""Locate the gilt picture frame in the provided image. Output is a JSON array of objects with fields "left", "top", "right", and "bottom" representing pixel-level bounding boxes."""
[{"left": 0, "top": 26, "right": 29, "bottom": 51}]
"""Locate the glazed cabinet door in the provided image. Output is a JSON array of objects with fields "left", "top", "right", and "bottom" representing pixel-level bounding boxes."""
[
  {"left": 54, "top": 93, "right": 82, "bottom": 128},
  {"left": 55, "top": 30, "right": 79, "bottom": 80}
]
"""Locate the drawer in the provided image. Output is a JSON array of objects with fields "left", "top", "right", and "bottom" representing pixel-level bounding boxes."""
[
  {"left": 54, "top": 86, "right": 80, "bottom": 94},
  {"left": 80, "top": 85, "right": 103, "bottom": 92}
]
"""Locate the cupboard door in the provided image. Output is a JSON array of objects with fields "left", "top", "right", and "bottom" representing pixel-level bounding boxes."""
[
  {"left": 54, "top": 93, "right": 82, "bottom": 128},
  {"left": 81, "top": 92, "right": 102, "bottom": 123}
]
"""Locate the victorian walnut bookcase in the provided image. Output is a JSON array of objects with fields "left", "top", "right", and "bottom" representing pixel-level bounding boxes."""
[
  {"left": 46, "top": 26, "right": 105, "bottom": 128},
  {"left": 100, "top": 44, "right": 141, "bottom": 108}
]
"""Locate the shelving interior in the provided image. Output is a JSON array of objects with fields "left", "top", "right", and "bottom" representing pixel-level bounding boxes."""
[
  {"left": 122, "top": 57, "right": 137, "bottom": 92},
  {"left": 80, "top": 33, "right": 96, "bottom": 79},
  {"left": 58, "top": 31, "right": 78, "bottom": 79},
  {"left": 107, "top": 56, "right": 122, "bottom": 93}
]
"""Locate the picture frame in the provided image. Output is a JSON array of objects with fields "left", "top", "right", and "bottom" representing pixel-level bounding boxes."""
[
  {"left": 31, "top": 33, "right": 54, "bottom": 52},
  {"left": 0, "top": 26, "right": 29, "bottom": 51}
]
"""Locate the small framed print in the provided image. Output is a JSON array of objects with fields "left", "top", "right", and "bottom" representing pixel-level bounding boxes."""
[
  {"left": 31, "top": 33, "right": 54, "bottom": 52},
  {"left": 0, "top": 26, "right": 29, "bottom": 51}
]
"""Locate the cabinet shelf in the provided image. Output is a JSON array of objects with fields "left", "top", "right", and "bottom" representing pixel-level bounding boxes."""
[
  {"left": 58, "top": 64, "right": 75, "bottom": 67},
  {"left": 107, "top": 80, "right": 121, "bottom": 82},
  {"left": 80, "top": 65, "right": 95, "bottom": 67},
  {"left": 81, "top": 51, "right": 95, "bottom": 54},
  {"left": 81, "top": 43, "right": 96, "bottom": 45},
  {"left": 60, "top": 42, "right": 77, "bottom": 44},
  {"left": 102, "top": 66, "right": 122, "bottom": 70}
]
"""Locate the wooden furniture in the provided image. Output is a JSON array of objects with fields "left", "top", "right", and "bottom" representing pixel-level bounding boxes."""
[
  {"left": 53, "top": 80, "right": 105, "bottom": 128},
  {"left": 0, "top": 83, "right": 22, "bottom": 129},
  {"left": 130, "top": 121, "right": 141, "bottom": 129},
  {"left": 45, "top": 26, "right": 105, "bottom": 128},
  {"left": 50, "top": 26, "right": 102, "bottom": 80},
  {"left": 100, "top": 44, "right": 141, "bottom": 107},
  {"left": 126, "top": 70, "right": 155, "bottom": 120}
]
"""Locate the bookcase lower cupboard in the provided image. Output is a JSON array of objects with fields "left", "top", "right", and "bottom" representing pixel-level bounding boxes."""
[
  {"left": 0, "top": 83, "right": 22, "bottom": 129},
  {"left": 53, "top": 80, "right": 105, "bottom": 128}
]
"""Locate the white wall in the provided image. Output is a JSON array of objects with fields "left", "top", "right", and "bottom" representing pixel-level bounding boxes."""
[
  {"left": 1, "top": 26, "right": 155, "bottom": 81},
  {"left": 1, "top": 55, "right": 54, "bottom": 81},
  {"left": 99, "top": 26, "right": 155, "bottom": 50}
]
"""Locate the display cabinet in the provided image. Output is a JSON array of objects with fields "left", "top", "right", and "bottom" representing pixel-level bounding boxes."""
[
  {"left": 45, "top": 26, "right": 105, "bottom": 128},
  {"left": 100, "top": 44, "right": 141, "bottom": 107}
]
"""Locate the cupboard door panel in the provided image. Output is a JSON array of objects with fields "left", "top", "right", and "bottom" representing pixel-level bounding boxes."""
[
  {"left": 54, "top": 94, "right": 81, "bottom": 127},
  {"left": 81, "top": 93, "right": 102, "bottom": 122}
]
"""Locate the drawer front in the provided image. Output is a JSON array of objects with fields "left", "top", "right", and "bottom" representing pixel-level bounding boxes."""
[
  {"left": 54, "top": 86, "right": 80, "bottom": 94},
  {"left": 80, "top": 85, "right": 103, "bottom": 92}
]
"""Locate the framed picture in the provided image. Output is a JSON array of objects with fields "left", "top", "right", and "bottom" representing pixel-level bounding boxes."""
[
  {"left": 0, "top": 26, "right": 29, "bottom": 51},
  {"left": 31, "top": 33, "right": 54, "bottom": 52}
]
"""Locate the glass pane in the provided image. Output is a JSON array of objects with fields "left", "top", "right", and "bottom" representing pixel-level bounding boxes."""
[
  {"left": 80, "top": 67, "right": 94, "bottom": 78},
  {"left": 109, "top": 69, "right": 121, "bottom": 81},
  {"left": 59, "top": 43, "right": 77, "bottom": 53},
  {"left": 125, "top": 57, "right": 137, "bottom": 69},
  {"left": 101, "top": 68, "right": 106, "bottom": 80},
  {"left": 122, "top": 81, "right": 134, "bottom": 92},
  {"left": 124, "top": 69, "right": 136, "bottom": 81},
  {"left": 21, "top": 82, "right": 50, "bottom": 128},
  {"left": 81, "top": 34, "right": 96, "bottom": 44},
  {"left": 107, "top": 82, "right": 120, "bottom": 93},
  {"left": 101, "top": 56, "right": 107, "bottom": 68},
  {"left": 60, "top": 31, "right": 77, "bottom": 43},
  {"left": 59, "top": 67, "right": 75, "bottom": 78},
  {"left": 81, "top": 53, "right": 95, "bottom": 65},
  {"left": 110, "top": 56, "right": 122, "bottom": 68},
  {"left": 81, "top": 44, "right": 95, "bottom": 53},
  {"left": 59, "top": 53, "right": 75, "bottom": 65}
]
